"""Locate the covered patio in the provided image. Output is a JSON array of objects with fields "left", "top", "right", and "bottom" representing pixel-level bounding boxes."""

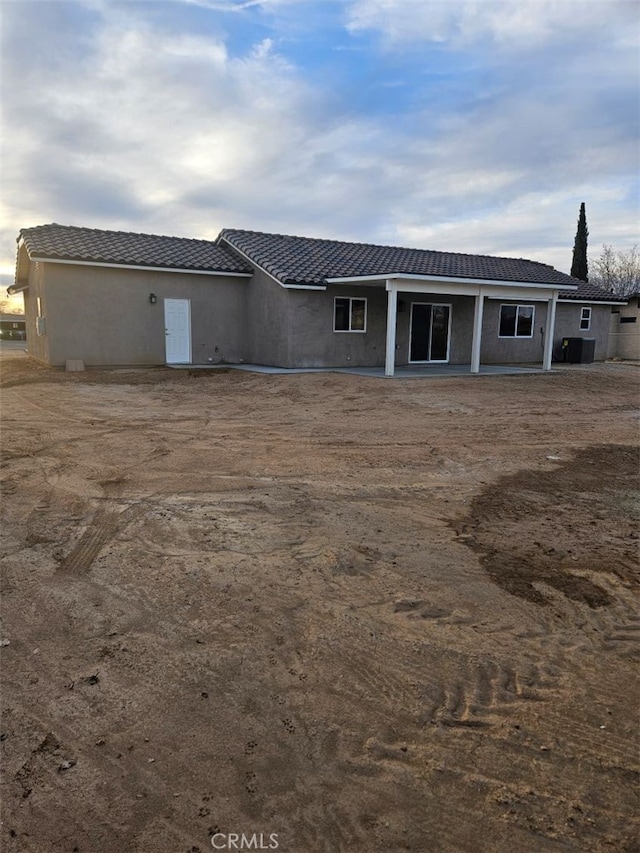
[{"left": 323, "top": 274, "right": 571, "bottom": 377}]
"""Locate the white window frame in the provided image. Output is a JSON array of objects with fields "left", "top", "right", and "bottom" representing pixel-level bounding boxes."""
[
  {"left": 579, "top": 307, "right": 592, "bottom": 331},
  {"left": 498, "top": 304, "right": 535, "bottom": 339},
  {"left": 333, "top": 296, "right": 367, "bottom": 333}
]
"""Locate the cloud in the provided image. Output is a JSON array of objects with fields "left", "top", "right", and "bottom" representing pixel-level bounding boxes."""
[
  {"left": 1, "top": 0, "right": 637, "bottom": 283},
  {"left": 0, "top": 0, "right": 400, "bottom": 245},
  {"left": 1, "top": 3, "right": 322, "bottom": 235},
  {"left": 397, "top": 182, "right": 636, "bottom": 271},
  {"left": 345, "top": 0, "right": 638, "bottom": 49}
]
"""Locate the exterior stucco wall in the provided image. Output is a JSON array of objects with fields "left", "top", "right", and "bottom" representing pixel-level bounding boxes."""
[
  {"left": 23, "top": 260, "right": 49, "bottom": 364},
  {"left": 553, "top": 303, "right": 611, "bottom": 362},
  {"left": 476, "top": 300, "right": 611, "bottom": 365},
  {"left": 19, "top": 252, "right": 614, "bottom": 369},
  {"left": 284, "top": 290, "right": 478, "bottom": 368},
  {"left": 280, "top": 291, "right": 612, "bottom": 369},
  {"left": 607, "top": 298, "right": 640, "bottom": 360},
  {"left": 284, "top": 291, "right": 616, "bottom": 368},
  {"left": 478, "top": 299, "right": 548, "bottom": 364},
  {"left": 37, "top": 262, "right": 248, "bottom": 367},
  {"left": 244, "top": 267, "right": 291, "bottom": 367},
  {"left": 287, "top": 285, "right": 388, "bottom": 368}
]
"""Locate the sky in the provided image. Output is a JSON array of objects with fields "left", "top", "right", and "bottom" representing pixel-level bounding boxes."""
[{"left": 1, "top": 0, "right": 639, "bottom": 303}]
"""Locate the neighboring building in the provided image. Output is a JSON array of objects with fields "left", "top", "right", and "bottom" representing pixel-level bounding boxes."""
[
  {"left": 8, "top": 223, "right": 624, "bottom": 374},
  {"left": 0, "top": 313, "right": 26, "bottom": 340},
  {"left": 608, "top": 293, "right": 640, "bottom": 360}
]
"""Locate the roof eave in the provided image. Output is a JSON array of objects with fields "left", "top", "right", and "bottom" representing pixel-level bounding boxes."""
[
  {"left": 557, "top": 297, "right": 627, "bottom": 305},
  {"left": 325, "top": 272, "right": 577, "bottom": 290},
  {"left": 27, "top": 256, "right": 252, "bottom": 277}
]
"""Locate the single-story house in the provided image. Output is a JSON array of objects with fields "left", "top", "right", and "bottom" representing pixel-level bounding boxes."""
[
  {"left": 0, "top": 313, "right": 26, "bottom": 340},
  {"left": 8, "top": 223, "right": 625, "bottom": 375},
  {"left": 607, "top": 292, "right": 640, "bottom": 360}
]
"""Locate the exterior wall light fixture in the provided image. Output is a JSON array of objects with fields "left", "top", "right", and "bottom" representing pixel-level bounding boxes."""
[{"left": 149, "top": 293, "right": 157, "bottom": 304}]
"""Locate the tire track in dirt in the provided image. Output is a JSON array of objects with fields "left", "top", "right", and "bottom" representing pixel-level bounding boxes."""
[
  {"left": 59, "top": 503, "right": 146, "bottom": 574},
  {"left": 419, "top": 655, "right": 554, "bottom": 729},
  {"left": 353, "top": 595, "right": 564, "bottom": 726},
  {"left": 527, "top": 709, "right": 638, "bottom": 769},
  {"left": 351, "top": 703, "right": 640, "bottom": 849},
  {"left": 326, "top": 627, "right": 559, "bottom": 733},
  {"left": 604, "top": 617, "right": 640, "bottom": 653}
]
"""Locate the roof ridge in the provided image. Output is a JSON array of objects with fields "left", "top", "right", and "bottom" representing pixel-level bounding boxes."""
[
  {"left": 17, "top": 223, "right": 253, "bottom": 275},
  {"left": 20, "top": 223, "right": 220, "bottom": 246},
  {"left": 220, "top": 227, "right": 556, "bottom": 268}
]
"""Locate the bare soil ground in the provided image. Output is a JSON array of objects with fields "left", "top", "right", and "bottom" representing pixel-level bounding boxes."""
[{"left": 1, "top": 353, "right": 638, "bottom": 853}]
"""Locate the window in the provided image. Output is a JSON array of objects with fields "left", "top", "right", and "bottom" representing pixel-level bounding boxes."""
[
  {"left": 579, "top": 307, "right": 591, "bottom": 331},
  {"left": 334, "top": 297, "right": 367, "bottom": 332},
  {"left": 499, "top": 304, "right": 534, "bottom": 338}
]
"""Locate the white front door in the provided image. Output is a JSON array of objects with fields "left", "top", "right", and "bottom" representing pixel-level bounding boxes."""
[{"left": 164, "top": 298, "right": 191, "bottom": 364}]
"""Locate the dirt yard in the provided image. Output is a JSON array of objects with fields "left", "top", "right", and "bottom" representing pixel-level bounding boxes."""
[{"left": 1, "top": 354, "right": 638, "bottom": 853}]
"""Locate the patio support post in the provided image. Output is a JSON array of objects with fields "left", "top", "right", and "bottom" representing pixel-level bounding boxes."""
[
  {"left": 385, "top": 281, "right": 397, "bottom": 377},
  {"left": 471, "top": 287, "right": 484, "bottom": 373},
  {"left": 543, "top": 292, "right": 558, "bottom": 371}
]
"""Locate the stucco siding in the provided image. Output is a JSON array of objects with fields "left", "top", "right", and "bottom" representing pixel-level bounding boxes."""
[
  {"left": 18, "top": 253, "right": 614, "bottom": 369},
  {"left": 287, "top": 286, "right": 388, "bottom": 368},
  {"left": 554, "top": 303, "right": 611, "bottom": 362},
  {"left": 244, "top": 267, "right": 291, "bottom": 367},
  {"left": 479, "top": 299, "right": 547, "bottom": 364},
  {"left": 286, "top": 291, "right": 484, "bottom": 368},
  {"left": 23, "top": 261, "right": 49, "bottom": 364},
  {"left": 607, "top": 298, "right": 640, "bottom": 360},
  {"left": 282, "top": 291, "right": 606, "bottom": 368},
  {"left": 40, "top": 263, "right": 248, "bottom": 366}
]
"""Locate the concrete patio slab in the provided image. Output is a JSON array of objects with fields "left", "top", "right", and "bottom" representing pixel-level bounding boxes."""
[{"left": 169, "top": 363, "right": 547, "bottom": 378}]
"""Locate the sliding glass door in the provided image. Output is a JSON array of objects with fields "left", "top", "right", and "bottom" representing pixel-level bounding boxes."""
[{"left": 409, "top": 303, "right": 452, "bottom": 363}]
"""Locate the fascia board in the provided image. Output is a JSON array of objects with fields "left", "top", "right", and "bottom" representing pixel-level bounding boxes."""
[
  {"left": 30, "top": 256, "right": 252, "bottom": 277},
  {"left": 477, "top": 285, "right": 562, "bottom": 300},
  {"left": 327, "top": 272, "right": 577, "bottom": 292},
  {"left": 15, "top": 238, "right": 30, "bottom": 281},
  {"left": 557, "top": 298, "right": 627, "bottom": 306},
  {"left": 387, "top": 281, "right": 564, "bottom": 300},
  {"left": 282, "top": 283, "right": 327, "bottom": 291},
  {"left": 486, "top": 288, "right": 565, "bottom": 301}
]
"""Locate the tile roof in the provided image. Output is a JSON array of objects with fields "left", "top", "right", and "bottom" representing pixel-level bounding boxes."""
[
  {"left": 17, "top": 223, "right": 622, "bottom": 301},
  {"left": 219, "top": 228, "right": 584, "bottom": 288},
  {"left": 558, "top": 281, "right": 628, "bottom": 302},
  {"left": 19, "top": 224, "right": 252, "bottom": 275}
]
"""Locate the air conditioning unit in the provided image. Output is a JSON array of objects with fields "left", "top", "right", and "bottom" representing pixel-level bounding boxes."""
[{"left": 561, "top": 337, "right": 595, "bottom": 364}]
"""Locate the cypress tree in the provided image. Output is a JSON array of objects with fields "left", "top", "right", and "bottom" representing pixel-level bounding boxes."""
[{"left": 570, "top": 202, "right": 589, "bottom": 281}]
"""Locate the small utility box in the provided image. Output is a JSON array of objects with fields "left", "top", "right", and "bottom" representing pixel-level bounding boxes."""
[{"left": 562, "top": 337, "right": 596, "bottom": 364}]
